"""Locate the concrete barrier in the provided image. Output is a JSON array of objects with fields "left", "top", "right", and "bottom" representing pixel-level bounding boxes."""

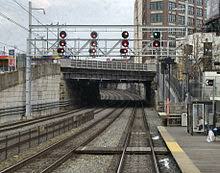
[
  {"left": 0, "top": 63, "right": 62, "bottom": 124},
  {"left": 0, "top": 64, "right": 60, "bottom": 92}
]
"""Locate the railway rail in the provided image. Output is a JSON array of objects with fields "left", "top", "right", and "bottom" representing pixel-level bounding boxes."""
[
  {"left": 116, "top": 104, "right": 160, "bottom": 173},
  {"left": 0, "top": 90, "right": 126, "bottom": 161},
  {"left": 0, "top": 107, "right": 86, "bottom": 134},
  {"left": 0, "top": 103, "right": 128, "bottom": 173},
  {"left": 0, "top": 89, "right": 124, "bottom": 134}
]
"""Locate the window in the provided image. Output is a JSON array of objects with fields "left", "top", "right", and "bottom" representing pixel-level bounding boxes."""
[
  {"left": 168, "top": 2, "right": 176, "bottom": 10},
  {"left": 150, "top": 1, "right": 164, "bottom": 11},
  {"left": 151, "top": 13, "right": 163, "bottom": 23},
  {"left": 178, "top": 16, "right": 185, "bottom": 25},
  {"left": 178, "top": 3, "right": 185, "bottom": 13},
  {"left": 168, "top": 14, "right": 176, "bottom": 23},
  {"left": 196, "top": 19, "right": 203, "bottom": 27},
  {"left": 196, "top": 8, "right": 203, "bottom": 17},
  {"left": 189, "top": 6, "right": 194, "bottom": 15},
  {"left": 188, "top": 18, "right": 194, "bottom": 26},
  {"left": 189, "top": 0, "right": 194, "bottom": 4},
  {"left": 196, "top": 0, "right": 203, "bottom": 6}
]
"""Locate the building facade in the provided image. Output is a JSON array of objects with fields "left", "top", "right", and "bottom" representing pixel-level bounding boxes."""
[
  {"left": 205, "top": 0, "right": 220, "bottom": 34},
  {"left": 134, "top": 0, "right": 207, "bottom": 63}
]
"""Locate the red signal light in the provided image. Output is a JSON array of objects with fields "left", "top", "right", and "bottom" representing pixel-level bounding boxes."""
[
  {"left": 59, "top": 40, "right": 66, "bottom": 47},
  {"left": 120, "top": 48, "right": 128, "bottom": 54},
  {"left": 90, "top": 31, "right": 98, "bottom": 39},
  {"left": 89, "top": 48, "right": 96, "bottom": 54},
  {"left": 153, "top": 40, "right": 160, "bottom": 47},
  {"left": 91, "top": 40, "right": 98, "bottom": 47},
  {"left": 57, "top": 48, "right": 65, "bottom": 54},
  {"left": 122, "top": 31, "right": 129, "bottom": 39},
  {"left": 60, "top": 31, "right": 67, "bottom": 39},
  {"left": 122, "top": 40, "right": 129, "bottom": 47}
]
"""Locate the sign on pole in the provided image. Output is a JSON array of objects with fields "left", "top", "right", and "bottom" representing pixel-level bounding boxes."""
[
  {"left": 9, "top": 49, "right": 15, "bottom": 56},
  {"left": 205, "top": 79, "right": 214, "bottom": 86}
]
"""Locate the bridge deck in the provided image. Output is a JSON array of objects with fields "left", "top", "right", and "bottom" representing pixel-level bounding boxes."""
[{"left": 60, "top": 60, "right": 156, "bottom": 72}]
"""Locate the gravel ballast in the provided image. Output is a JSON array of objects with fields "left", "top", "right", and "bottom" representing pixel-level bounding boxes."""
[{"left": 53, "top": 108, "right": 133, "bottom": 173}]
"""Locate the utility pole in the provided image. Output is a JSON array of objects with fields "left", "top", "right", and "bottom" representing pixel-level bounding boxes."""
[
  {"left": 212, "top": 78, "right": 215, "bottom": 127},
  {"left": 25, "top": 1, "right": 32, "bottom": 118},
  {"left": 164, "top": 57, "right": 174, "bottom": 115},
  {"left": 185, "top": 0, "right": 189, "bottom": 96},
  {"left": 25, "top": 1, "right": 45, "bottom": 118},
  {"left": 185, "top": 0, "right": 189, "bottom": 40}
]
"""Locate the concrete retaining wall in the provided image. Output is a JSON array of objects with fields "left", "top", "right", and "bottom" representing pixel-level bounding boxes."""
[
  {"left": 0, "top": 64, "right": 60, "bottom": 91},
  {"left": 0, "top": 64, "right": 61, "bottom": 123}
]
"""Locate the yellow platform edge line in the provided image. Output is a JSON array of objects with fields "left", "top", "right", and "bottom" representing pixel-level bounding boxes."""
[{"left": 157, "top": 126, "right": 201, "bottom": 173}]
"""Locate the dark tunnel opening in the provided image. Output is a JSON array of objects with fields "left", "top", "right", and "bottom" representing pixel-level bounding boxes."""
[{"left": 61, "top": 79, "right": 155, "bottom": 108}]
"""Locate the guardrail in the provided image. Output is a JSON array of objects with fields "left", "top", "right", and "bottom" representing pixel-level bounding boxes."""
[
  {"left": 0, "top": 100, "right": 71, "bottom": 118},
  {"left": 60, "top": 59, "right": 156, "bottom": 72}
]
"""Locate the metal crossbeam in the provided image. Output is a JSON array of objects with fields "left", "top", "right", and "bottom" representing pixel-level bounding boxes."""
[
  {"left": 31, "top": 24, "right": 186, "bottom": 29},
  {"left": 28, "top": 24, "right": 186, "bottom": 58}
]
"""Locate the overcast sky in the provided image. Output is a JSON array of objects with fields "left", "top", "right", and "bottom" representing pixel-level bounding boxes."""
[{"left": 0, "top": 0, "right": 135, "bottom": 53}]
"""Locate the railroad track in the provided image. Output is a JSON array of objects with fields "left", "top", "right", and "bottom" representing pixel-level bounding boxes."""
[
  {"left": 116, "top": 104, "right": 160, "bottom": 173},
  {"left": 0, "top": 103, "right": 128, "bottom": 173},
  {"left": 0, "top": 106, "right": 120, "bottom": 161},
  {"left": 0, "top": 88, "right": 122, "bottom": 134},
  {"left": 0, "top": 90, "right": 126, "bottom": 160},
  {"left": 0, "top": 107, "right": 87, "bottom": 134},
  {"left": 0, "top": 89, "right": 121, "bottom": 134}
]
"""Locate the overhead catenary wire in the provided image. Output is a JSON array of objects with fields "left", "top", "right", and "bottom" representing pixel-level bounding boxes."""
[
  {"left": 12, "top": 0, "right": 57, "bottom": 37},
  {"left": 0, "top": 11, "right": 42, "bottom": 39},
  {"left": 0, "top": 41, "right": 26, "bottom": 53},
  {"left": 12, "top": 0, "right": 62, "bottom": 55},
  {"left": 0, "top": 11, "right": 29, "bottom": 32}
]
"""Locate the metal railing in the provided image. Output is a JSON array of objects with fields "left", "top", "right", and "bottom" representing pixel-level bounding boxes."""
[
  {"left": 0, "top": 100, "right": 71, "bottom": 118},
  {"left": 0, "top": 110, "right": 94, "bottom": 161},
  {"left": 60, "top": 59, "right": 156, "bottom": 72}
]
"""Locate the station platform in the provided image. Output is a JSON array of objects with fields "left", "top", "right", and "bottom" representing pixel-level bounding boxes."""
[{"left": 158, "top": 126, "right": 220, "bottom": 173}]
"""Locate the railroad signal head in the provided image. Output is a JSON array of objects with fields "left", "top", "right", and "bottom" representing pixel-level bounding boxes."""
[
  {"left": 121, "top": 40, "right": 129, "bottom": 47},
  {"left": 91, "top": 40, "right": 98, "bottom": 47},
  {"left": 153, "top": 31, "right": 160, "bottom": 39},
  {"left": 153, "top": 40, "right": 160, "bottom": 47},
  {"left": 89, "top": 48, "right": 96, "bottom": 54},
  {"left": 120, "top": 48, "right": 128, "bottom": 54},
  {"left": 122, "top": 31, "right": 129, "bottom": 39},
  {"left": 90, "top": 31, "right": 98, "bottom": 39},
  {"left": 57, "top": 47, "right": 65, "bottom": 54},
  {"left": 204, "top": 42, "right": 212, "bottom": 56},
  {"left": 60, "top": 31, "right": 67, "bottom": 39},
  {"left": 59, "top": 40, "right": 66, "bottom": 47}
]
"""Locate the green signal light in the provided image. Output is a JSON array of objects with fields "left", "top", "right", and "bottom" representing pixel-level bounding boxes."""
[{"left": 153, "top": 32, "right": 160, "bottom": 39}]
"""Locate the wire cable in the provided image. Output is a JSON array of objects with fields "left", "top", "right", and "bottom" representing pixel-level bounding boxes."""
[
  {"left": 0, "top": 11, "right": 43, "bottom": 39},
  {"left": 0, "top": 41, "right": 26, "bottom": 53},
  {"left": 12, "top": 0, "right": 57, "bottom": 37},
  {"left": 0, "top": 11, "right": 29, "bottom": 31}
]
